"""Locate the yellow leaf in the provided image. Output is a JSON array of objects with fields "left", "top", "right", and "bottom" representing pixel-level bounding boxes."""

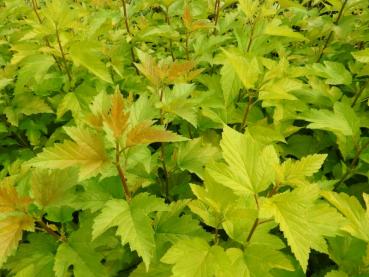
[
  {"left": 183, "top": 4, "right": 192, "bottom": 30},
  {"left": 0, "top": 184, "right": 32, "bottom": 213},
  {"left": 126, "top": 121, "right": 187, "bottom": 147},
  {"left": 0, "top": 214, "right": 34, "bottom": 267}
]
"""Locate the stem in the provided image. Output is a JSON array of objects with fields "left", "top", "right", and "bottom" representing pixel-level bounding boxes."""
[
  {"left": 164, "top": 9, "right": 175, "bottom": 61},
  {"left": 185, "top": 31, "right": 190, "bottom": 60},
  {"left": 115, "top": 142, "right": 132, "bottom": 202},
  {"left": 351, "top": 79, "right": 369, "bottom": 107},
  {"left": 337, "top": 140, "right": 369, "bottom": 185},
  {"left": 120, "top": 0, "right": 137, "bottom": 70},
  {"left": 55, "top": 27, "right": 72, "bottom": 82},
  {"left": 245, "top": 194, "right": 259, "bottom": 243},
  {"left": 31, "top": 0, "right": 62, "bottom": 71},
  {"left": 240, "top": 94, "right": 253, "bottom": 131},
  {"left": 213, "top": 225, "right": 219, "bottom": 245},
  {"left": 246, "top": 16, "right": 258, "bottom": 53},
  {"left": 316, "top": 0, "right": 348, "bottom": 62},
  {"left": 213, "top": 0, "right": 221, "bottom": 31},
  {"left": 159, "top": 88, "right": 170, "bottom": 200},
  {"left": 37, "top": 220, "right": 65, "bottom": 241}
]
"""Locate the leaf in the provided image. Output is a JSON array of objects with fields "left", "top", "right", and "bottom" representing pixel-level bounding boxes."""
[
  {"left": 262, "top": 185, "right": 344, "bottom": 272},
  {"left": 161, "top": 238, "right": 231, "bottom": 277},
  {"left": 275, "top": 154, "right": 327, "bottom": 186},
  {"left": 264, "top": 19, "right": 307, "bottom": 40},
  {"left": 57, "top": 92, "right": 81, "bottom": 119},
  {"left": 0, "top": 184, "right": 32, "bottom": 213},
  {"left": 311, "top": 61, "right": 352, "bottom": 85},
  {"left": 222, "top": 49, "right": 260, "bottom": 89},
  {"left": 28, "top": 127, "right": 109, "bottom": 180},
  {"left": 92, "top": 193, "right": 167, "bottom": 269},
  {"left": 0, "top": 214, "right": 35, "bottom": 267},
  {"left": 220, "top": 62, "right": 242, "bottom": 107},
  {"left": 302, "top": 102, "right": 360, "bottom": 137},
  {"left": 69, "top": 41, "right": 113, "bottom": 84},
  {"left": 352, "top": 48, "right": 369, "bottom": 63},
  {"left": 176, "top": 138, "right": 219, "bottom": 178},
  {"left": 104, "top": 88, "right": 129, "bottom": 139},
  {"left": 54, "top": 220, "right": 106, "bottom": 277},
  {"left": 31, "top": 168, "right": 79, "bottom": 208},
  {"left": 325, "top": 270, "right": 349, "bottom": 277},
  {"left": 322, "top": 191, "right": 369, "bottom": 241},
  {"left": 219, "top": 126, "right": 279, "bottom": 194},
  {"left": 126, "top": 121, "right": 187, "bottom": 147}
]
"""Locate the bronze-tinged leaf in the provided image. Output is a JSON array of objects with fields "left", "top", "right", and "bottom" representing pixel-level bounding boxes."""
[
  {"left": 126, "top": 121, "right": 187, "bottom": 147},
  {"left": 31, "top": 168, "right": 79, "bottom": 208},
  {"left": 191, "top": 20, "right": 212, "bottom": 32},
  {"left": 28, "top": 127, "right": 109, "bottom": 181},
  {"left": 0, "top": 214, "right": 34, "bottom": 267},
  {"left": 104, "top": 89, "right": 130, "bottom": 138},
  {"left": 134, "top": 51, "right": 163, "bottom": 88},
  {"left": 183, "top": 4, "right": 192, "bottom": 30},
  {"left": 167, "top": 61, "right": 195, "bottom": 83},
  {"left": 0, "top": 184, "right": 32, "bottom": 213}
]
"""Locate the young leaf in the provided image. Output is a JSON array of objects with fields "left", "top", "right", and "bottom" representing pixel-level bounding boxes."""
[
  {"left": 126, "top": 121, "right": 187, "bottom": 147},
  {"left": 352, "top": 48, "right": 369, "bottom": 63},
  {"left": 92, "top": 193, "right": 167, "bottom": 269},
  {"left": 104, "top": 88, "right": 129, "bottom": 139}
]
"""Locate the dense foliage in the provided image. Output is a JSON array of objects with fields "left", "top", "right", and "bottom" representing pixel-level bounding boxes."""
[{"left": 1, "top": 0, "right": 369, "bottom": 276}]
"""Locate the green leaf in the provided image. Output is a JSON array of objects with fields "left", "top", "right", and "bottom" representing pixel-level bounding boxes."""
[
  {"left": 352, "top": 48, "right": 369, "bottom": 63},
  {"left": 322, "top": 191, "right": 369, "bottom": 241},
  {"left": 219, "top": 126, "right": 279, "bottom": 194},
  {"left": 220, "top": 62, "right": 242, "bottom": 107},
  {"left": 92, "top": 193, "right": 167, "bottom": 269},
  {"left": 176, "top": 138, "right": 219, "bottom": 179},
  {"left": 262, "top": 185, "right": 344, "bottom": 272},
  {"left": 263, "top": 19, "right": 307, "bottom": 40},
  {"left": 5, "top": 233, "right": 57, "bottom": 277},
  {"left": 69, "top": 41, "right": 113, "bottom": 84},
  {"left": 161, "top": 238, "right": 231, "bottom": 277}
]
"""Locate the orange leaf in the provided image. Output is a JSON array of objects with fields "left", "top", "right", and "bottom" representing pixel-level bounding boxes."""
[
  {"left": 0, "top": 184, "right": 32, "bottom": 213},
  {"left": 183, "top": 4, "right": 192, "bottom": 30},
  {"left": 104, "top": 88, "right": 130, "bottom": 138},
  {"left": 126, "top": 121, "right": 187, "bottom": 147},
  {"left": 167, "top": 61, "right": 195, "bottom": 82}
]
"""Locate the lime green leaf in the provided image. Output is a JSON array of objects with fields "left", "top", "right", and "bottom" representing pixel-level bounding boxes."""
[
  {"left": 92, "top": 193, "right": 167, "bottom": 269},
  {"left": 275, "top": 154, "right": 327, "bottom": 186},
  {"left": 325, "top": 270, "right": 349, "bottom": 277},
  {"left": 302, "top": 102, "right": 360, "bottom": 137},
  {"left": 262, "top": 185, "right": 344, "bottom": 272},
  {"left": 352, "top": 48, "right": 369, "bottom": 63},
  {"left": 322, "top": 191, "right": 369, "bottom": 241},
  {"left": 222, "top": 49, "right": 260, "bottom": 89},
  {"left": 161, "top": 238, "right": 231, "bottom": 277},
  {"left": 219, "top": 126, "right": 279, "bottom": 194},
  {"left": 69, "top": 41, "right": 113, "bottom": 84},
  {"left": 220, "top": 62, "right": 242, "bottom": 107},
  {"left": 311, "top": 61, "right": 352, "bottom": 85},
  {"left": 27, "top": 127, "right": 109, "bottom": 181},
  {"left": 264, "top": 19, "right": 307, "bottom": 40}
]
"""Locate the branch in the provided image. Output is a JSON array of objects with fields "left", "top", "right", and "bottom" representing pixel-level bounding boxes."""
[
  {"left": 115, "top": 141, "right": 132, "bottom": 202},
  {"left": 55, "top": 27, "right": 72, "bottom": 82},
  {"left": 316, "top": 0, "right": 348, "bottom": 62}
]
